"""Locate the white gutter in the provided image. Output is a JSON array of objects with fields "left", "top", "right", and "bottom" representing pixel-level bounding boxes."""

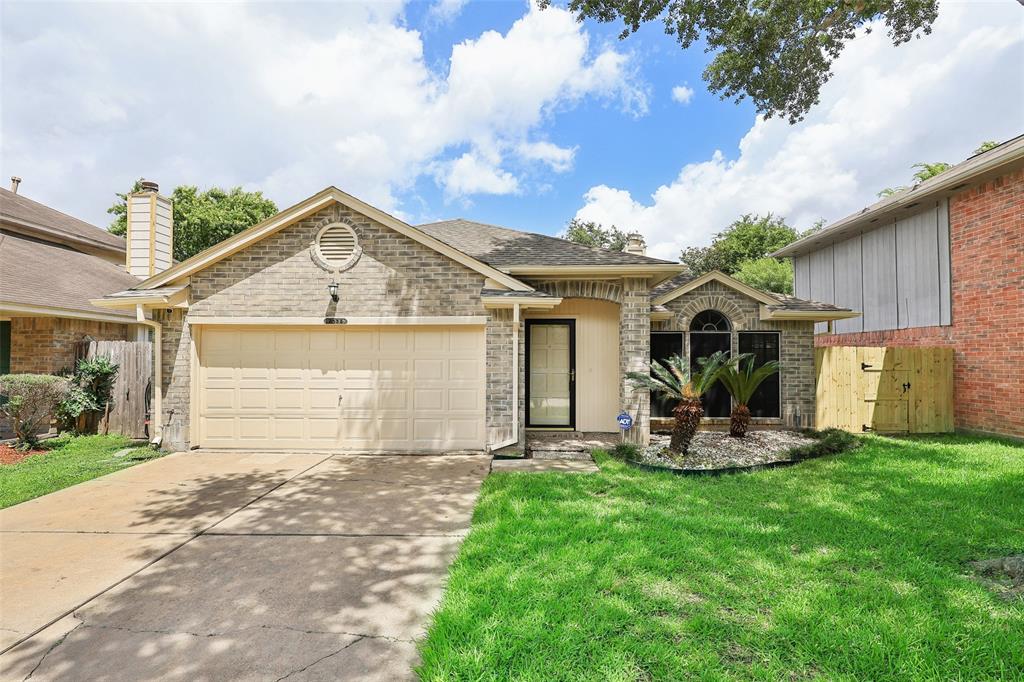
[
  {"left": 136, "top": 304, "right": 162, "bottom": 446},
  {"left": 490, "top": 303, "right": 521, "bottom": 452}
]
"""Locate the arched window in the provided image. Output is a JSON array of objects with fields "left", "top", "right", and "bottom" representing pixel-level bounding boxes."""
[{"left": 689, "top": 309, "right": 731, "bottom": 332}]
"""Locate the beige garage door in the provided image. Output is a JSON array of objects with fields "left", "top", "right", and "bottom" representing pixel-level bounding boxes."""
[{"left": 197, "top": 326, "right": 486, "bottom": 451}]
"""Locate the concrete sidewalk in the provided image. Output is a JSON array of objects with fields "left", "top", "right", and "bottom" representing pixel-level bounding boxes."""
[{"left": 0, "top": 452, "right": 490, "bottom": 681}]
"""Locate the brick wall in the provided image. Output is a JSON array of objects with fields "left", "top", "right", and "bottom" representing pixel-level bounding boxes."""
[
  {"left": 619, "top": 277, "right": 651, "bottom": 444},
  {"left": 9, "top": 317, "right": 131, "bottom": 374},
  {"left": 163, "top": 201, "right": 507, "bottom": 451},
  {"left": 655, "top": 281, "right": 817, "bottom": 428},
  {"left": 816, "top": 169, "right": 1024, "bottom": 437}
]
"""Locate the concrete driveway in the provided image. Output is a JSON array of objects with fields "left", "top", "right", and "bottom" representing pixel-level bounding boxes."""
[{"left": 0, "top": 451, "right": 490, "bottom": 681}]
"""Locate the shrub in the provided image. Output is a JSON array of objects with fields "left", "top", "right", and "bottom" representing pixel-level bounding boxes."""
[
  {"left": 789, "top": 428, "right": 860, "bottom": 460},
  {"left": 57, "top": 357, "right": 119, "bottom": 433},
  {"left": 610, "top": 442, "right": 640, "bottom": 460},
  {"left": 0, "top": 374, "right": 70, "bottom": 449}
]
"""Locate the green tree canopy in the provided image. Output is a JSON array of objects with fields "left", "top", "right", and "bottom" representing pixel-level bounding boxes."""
[
  {"left": 679, "top": 213, "right": 802, "bottom": 280},
  {"left": 878, "top": 140, "right": 1001, "bottom": 197},
  {"left": 108, "top": 181, "right": 278, "bottom": 261},
  {"left": 562, "top": 218, "right": 629, "bottom": 251},
  {"left": 732, "top": 257, "right": 794, "bottom": 295},
  {"left": 540, "top": 0, "right": 938, "bottom": 123}
]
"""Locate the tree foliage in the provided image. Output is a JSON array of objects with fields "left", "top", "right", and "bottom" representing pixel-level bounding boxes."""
[
  {"left": 878, "top": 140, "right": 1000, "bottom": 197},
  {"left": 541, "top": 0, "right": 938, "bottom": 123},
  {"left": 57, "top": 357, "right": 120, "bottom": 433},
  {"left": 108, "top": 181, "right": 278, "bottom": 261},
  {"left": 732, "top": 257, "right": 794, "bottom": 295},
  {"left": 562, "top": 218, "right": 629, "bottom": 251},
  {"left": 679, "top": 213, "right": 805, "bottom": 289}
]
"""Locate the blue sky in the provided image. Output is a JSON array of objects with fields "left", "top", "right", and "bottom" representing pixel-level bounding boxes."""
[{"left": 2, "top": 1, "right": 1021, "bottom": 260}]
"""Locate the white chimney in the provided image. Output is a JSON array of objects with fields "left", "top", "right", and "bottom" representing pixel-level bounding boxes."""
[
  {"left": 624, "top": 232, "right": 646, "bottom": 256},
  {"left": 126, "top": 180, "right": 173, "bottom": 278}
]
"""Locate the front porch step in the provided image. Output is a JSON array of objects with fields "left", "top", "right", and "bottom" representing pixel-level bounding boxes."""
[
  {"left": 530, "top": 449, "right": 595, "bottom": 461},
  {"left": 526, "top": 433, "right": 618, "bottom": 461}
]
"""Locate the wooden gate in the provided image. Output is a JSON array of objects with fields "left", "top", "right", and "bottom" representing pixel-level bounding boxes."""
[
  {"left": 815, "top": 346, "right": 954, "bottom": 434},
  {"left": 75, "top": 339, "right": 152, "bottom": 439}
]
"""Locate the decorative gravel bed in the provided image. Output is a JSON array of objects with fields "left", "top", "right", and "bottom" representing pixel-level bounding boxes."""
[{"left": 638, "top": 430, "right": 816, "bottom": 471}]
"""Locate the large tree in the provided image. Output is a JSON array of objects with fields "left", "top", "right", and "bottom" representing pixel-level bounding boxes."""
[
  {"left": 541, "top": 0, "right": 938, "bottom": 123},
  {"left": 680, "top": 213, "right": 799, "bottom": 276},
  {"left": 562, "top": 218, "right": 629, "bottom": 251},
  {"left": 108, "top": 181, "right": 278, "bottom": 261}
]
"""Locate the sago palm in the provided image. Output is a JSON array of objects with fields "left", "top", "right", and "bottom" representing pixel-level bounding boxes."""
[
  {"left": 717, "top": 354, "right": 780, "bottom": 438},
  {"left": 627, "top": 351, "right": 734, "bottom": 459}
]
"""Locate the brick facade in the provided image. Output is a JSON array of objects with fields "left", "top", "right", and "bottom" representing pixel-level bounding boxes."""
[
  {"left": 816, "top": 169, "right": 1024, "bottom": 437},
  {"left": 654, "top": 281, "right": 817, "bottom": 428},
  {"left": 8, "top": 317, "right": 131, "bottom": 374},
  {"left": 619, "top": 277, "right": 651, "bottom": 444},
  {"left": 161, "top": 201, "right": 511, "bottom": 451}
]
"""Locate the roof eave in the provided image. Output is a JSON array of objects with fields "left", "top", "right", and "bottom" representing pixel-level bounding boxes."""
[
  {"left": 504, "top": 264, "right": 685, "bottom": 280},
  {"left": 759, "top": 306, "right": 861, "bottom": 322},
  {"left": 773, "top": 135, "right": 1024, "bottom": 258}
]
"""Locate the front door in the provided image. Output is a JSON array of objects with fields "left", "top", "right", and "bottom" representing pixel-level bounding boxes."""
[{"left": 526, "top": 320, "right": 575, "bottom": 428}]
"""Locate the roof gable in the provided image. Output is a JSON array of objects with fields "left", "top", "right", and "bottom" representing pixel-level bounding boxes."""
[
  {"left": 652, "top": 270, "right": 779, "bottom": 307},
  {"left": 133, "top": 187, "right": 532, "bottom": 292}
]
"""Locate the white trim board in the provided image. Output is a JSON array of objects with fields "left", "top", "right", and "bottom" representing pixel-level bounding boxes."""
[
  {"left": 0, "top": 301, "right": 142, "bottom": 325},
  {"left": 652, "top": 270, "right": 779, "bottom": 307},
  {"left": 187, "top": 316, "right": 489, "bottom": 327}
]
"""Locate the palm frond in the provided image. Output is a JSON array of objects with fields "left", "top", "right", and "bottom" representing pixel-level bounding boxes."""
[
  {"left": 691, "top": 351, "right": 737, "bottom": 396},
  {"left": 717, "top": 355, "right": 781, "bottom": 405},
  {"left": 626, "top": 354, "right": 690, "bottom": 401}
]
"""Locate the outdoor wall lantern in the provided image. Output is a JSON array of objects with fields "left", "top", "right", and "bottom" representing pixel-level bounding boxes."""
[{"left": 327, "top": 281, "right": 340, "bottom": 303}]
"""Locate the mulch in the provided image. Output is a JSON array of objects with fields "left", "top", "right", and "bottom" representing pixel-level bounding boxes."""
[{"left": 0, "top": 443, "right": 47, "bottom": 465}]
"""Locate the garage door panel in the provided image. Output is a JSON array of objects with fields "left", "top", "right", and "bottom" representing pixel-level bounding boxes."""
[{"left": 199, "top": 326, "right": 485, "bottom": 451}]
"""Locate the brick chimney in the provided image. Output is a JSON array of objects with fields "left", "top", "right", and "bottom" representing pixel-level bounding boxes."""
[
  {"left": 126, "top": 180, "right": 173, "bottom": 278},
  {"left": 624, "top": 232, "right": 646, "bottom": 256}
]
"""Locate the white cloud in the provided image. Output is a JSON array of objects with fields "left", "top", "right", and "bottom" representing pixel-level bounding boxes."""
[
  {"left": 517, "top": 141, "right": 577, "bottom": 172},
  {"left": 443, "top": 151, "right": 520, "bottom": 198},
  {"left": 0, "top": 1, "right": 645, "bottom": 224},
  {"left": 576, "top": 3, "right": 1024, "bottom": 260},
  {"left": 428, "top": 0, "right": 469, "bottom": 25},
  {"left": 671, "top": 84, "right": 694, "bottom": 105}
]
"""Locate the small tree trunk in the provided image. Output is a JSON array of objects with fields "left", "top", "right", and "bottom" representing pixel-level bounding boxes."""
[
  {"left": 730, "top": 404, "right": 751, "bottom": 438},
  {"left": 670, "top": 397, "right": 704, "bottom": 457}
]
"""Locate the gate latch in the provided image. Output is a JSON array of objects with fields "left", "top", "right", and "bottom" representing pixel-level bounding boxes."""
[{"left": 861, "top": 362, "right": 873, "bottom": 371}]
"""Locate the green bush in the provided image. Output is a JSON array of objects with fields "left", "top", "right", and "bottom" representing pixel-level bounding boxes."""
[
  {"left": 790, "top": 428, "right": 860, "bottom": 460},
  {"left": 0, "top": 374, "right": 70, "bottom": 450},
  {"left": 56, "top": 357, "right": 119, "bottom": 433},
  {"left": 610, "top": 442, "right": 640, "bottom": 460}
]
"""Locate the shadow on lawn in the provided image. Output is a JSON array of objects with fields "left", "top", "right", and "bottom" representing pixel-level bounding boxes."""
[{"left": 421, "top": 435, "right": 1024, "bottom": 679}]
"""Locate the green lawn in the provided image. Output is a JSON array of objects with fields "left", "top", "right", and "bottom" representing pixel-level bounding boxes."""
[
  {"left": 418, "top": 435, "right": 1024, "bottom": 681},
  {"left": 0, "top": 434, "right": 163, "bottom": 509}
]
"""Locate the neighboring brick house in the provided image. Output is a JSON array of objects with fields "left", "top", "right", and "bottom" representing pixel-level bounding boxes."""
[
  {"left": 774, "top": 136, "right": 1024, "bottom": 439},
  {"left": 0, "top": 183, "right": 144, "bottom": 377},
  {"left": 97, "top": 185, "right": 852, "bottom": 453}
]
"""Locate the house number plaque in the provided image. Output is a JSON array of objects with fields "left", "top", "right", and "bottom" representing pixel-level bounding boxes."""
[{"left": 323, "top": 317, "right": 349, "bottom": 325}]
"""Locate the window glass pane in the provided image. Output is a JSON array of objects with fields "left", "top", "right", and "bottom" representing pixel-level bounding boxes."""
[
  {"left": 650, "top": 333, "right": 683, "bottom": 418},
  {"left": 0, "top": 321, "right": 10, "bottom": 375},
  {"left": 738, "top": 332, "right": 780, "bottom": 418},
  {"left": 690, "top": 310, "right": 731, "bottom": 332},
  {"left": 690, "top": 332, "right": 731, "bottom": 417}
]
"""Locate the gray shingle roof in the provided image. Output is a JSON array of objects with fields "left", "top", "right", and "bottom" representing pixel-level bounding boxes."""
[
  {"left": 650, "top": 272, "right": 853, "bottom": 313},
  {"left": 480, "top": 288, "right": 556, "bottom": 298},
  {"left": 417, "top": 219, "right": 675, "bottom": 269},
  {"left": 0, "top": 188, "right": 125, "bottom": 252},
  {"left": 0, "top": 231, "right": 139, "bottom": 319}
]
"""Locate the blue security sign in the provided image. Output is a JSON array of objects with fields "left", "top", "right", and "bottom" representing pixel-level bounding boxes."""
[{"left": 617, "top": 412, "right": 634, "bottom": 430}]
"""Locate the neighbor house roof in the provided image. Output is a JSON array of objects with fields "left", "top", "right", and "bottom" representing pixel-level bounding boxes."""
[
  {"left": 773, "top": 134, "right": 1024, "bottom": 258},
  {"left": 417, "top": 219, "right": 677, "bottom": 269},
  {"left": 0, "top": 231, "right": 139, "bottom": 320},
  {"left": 0, "top": 187, "right": 126, "bottom": 254}
]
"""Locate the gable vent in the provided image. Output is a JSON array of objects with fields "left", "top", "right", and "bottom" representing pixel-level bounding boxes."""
[{"left": 316, "top": 224, "right": 358, "bottom": 267}]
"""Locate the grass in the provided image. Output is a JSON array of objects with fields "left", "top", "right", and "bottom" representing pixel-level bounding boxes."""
[
  {"left": 0, "top": 434, "right": 164, "bottom": 509},
  {"left": 418, "top": 434, "right": 1024, "bottom": 681}
]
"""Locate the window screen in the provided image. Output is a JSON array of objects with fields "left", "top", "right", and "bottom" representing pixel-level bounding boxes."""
[{"left": 738, "top": 332, "right": 780, "bottom": 418}]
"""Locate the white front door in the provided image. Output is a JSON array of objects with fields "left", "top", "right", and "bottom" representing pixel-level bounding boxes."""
[{"left": 527, "top": 321, "right": 574, "bottom": 427}]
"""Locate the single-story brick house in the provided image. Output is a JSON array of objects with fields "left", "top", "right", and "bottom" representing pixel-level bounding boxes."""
[
  {"left": 0, "top": 182, "right": 145, "bottom": 376},
  {"left": 774, "top": 135, "right": 1023, "bottom": 439},
  {"left": 95, "top": 185, "right": 854, "bottom": 453}
]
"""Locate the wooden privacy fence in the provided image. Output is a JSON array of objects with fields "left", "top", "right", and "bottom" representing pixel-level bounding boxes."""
[
  {"left": 75, "top": 339, "right": 152, "bottom": 439},
  {"left": 815, "top": 346, "right": 954, "bottom": 434}
]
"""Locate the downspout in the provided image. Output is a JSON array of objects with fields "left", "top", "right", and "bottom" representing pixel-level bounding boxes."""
[
  {"left": 491, "top": 303, "right": 521, "bottom": 451},
  {"left": 136, "top": 304, "right": 162, "bottom": 446}
]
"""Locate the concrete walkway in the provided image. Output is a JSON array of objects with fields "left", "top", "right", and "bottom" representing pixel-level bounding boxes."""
[{"left": 0, "top": 451, "right": 490, "bottom": 681}]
